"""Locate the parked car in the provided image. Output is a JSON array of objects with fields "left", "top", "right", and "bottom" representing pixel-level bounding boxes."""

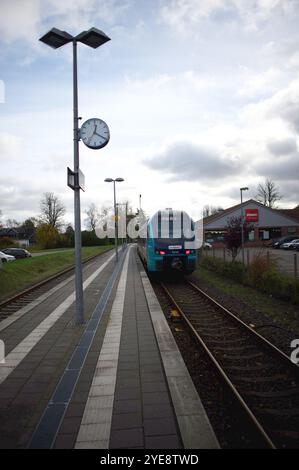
[
  {"left": 0, "top": 251, "right": 16, "bottom": 262},
  {"left": 273, "top": 236, "right": 299, "bottom": 249},
  {"left": 203, "top": 242, "right": 212, "bottom": 250},
  {"left": 291, "top": 240, "right": 299, "bottom": 251},
  {"left": 1, "top": 248, "right": 32, "bottom": 259},
  {"left": 281, "top": 239, "right": 299, "bottom": 250}
]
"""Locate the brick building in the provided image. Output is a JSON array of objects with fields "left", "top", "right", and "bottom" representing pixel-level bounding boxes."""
[{"left": 203, "top": 199, "right": 299, "bottom": 247}]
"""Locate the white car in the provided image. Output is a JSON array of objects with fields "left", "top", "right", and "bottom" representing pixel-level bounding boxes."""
[
  {"left": 0, "top": 251, "right": 16, "bottom": 262},
  {"left": 281, "top": 239, "right": 299, "bottom": 250}
]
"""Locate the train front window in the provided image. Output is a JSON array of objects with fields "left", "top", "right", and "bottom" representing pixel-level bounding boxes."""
[{"left": 155, "top": 211, "right": 195, "bottom": 240}]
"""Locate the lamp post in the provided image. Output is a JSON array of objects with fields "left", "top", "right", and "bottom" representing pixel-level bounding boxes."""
[
  {"left": 39, "top": 27, "right": 110, "bottom": 325},
  {"left": 105, "top": 178, "right": 124, "bottom": 261},
  {"left": 116, "top": 202, "right": 127, "bottom": 246},
  {"left": 240, "top": 187, "right": 249, "bottom": 265}
]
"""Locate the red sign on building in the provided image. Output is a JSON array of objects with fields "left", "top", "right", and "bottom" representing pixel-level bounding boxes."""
[{"left": 245, "top": 208, "right": 259, "bottom": 222}]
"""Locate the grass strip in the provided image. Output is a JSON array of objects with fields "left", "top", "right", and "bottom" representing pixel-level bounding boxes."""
[
  {"left": 0, "top": 245, "right": 113, "bottom": 301},
  {"left": 194, "top": 265, "right": 299, "bottom": 332}
]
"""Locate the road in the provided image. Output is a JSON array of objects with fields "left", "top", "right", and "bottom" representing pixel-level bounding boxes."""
[{"left": 31, "top": 249, "right": 73, "bottom": 257}]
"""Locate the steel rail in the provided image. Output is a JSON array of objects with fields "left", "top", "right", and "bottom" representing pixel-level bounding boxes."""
[
  {"left": 186, "top": 279, "right": 299, "bottom": 373},
  {"left": 160, "top": 281, "right": 277, "bottom": 449}
]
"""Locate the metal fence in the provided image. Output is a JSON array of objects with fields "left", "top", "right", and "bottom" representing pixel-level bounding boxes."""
[{"left": 202, "top": 247, "right": 298, "bottom": 279}]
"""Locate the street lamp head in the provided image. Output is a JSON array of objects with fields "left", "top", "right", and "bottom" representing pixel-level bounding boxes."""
[
  {"left": 39, "top": 27, "right": 110, "bottom": 50},
  {"left": 240, "top": 187, "right": 249, "bottom": 191},
  {"left": 39, "top": 28, "right": 73, "bottom": 48},
  {"left": 75, "top": 28, "right": 111, "bottom": 48},
  {"left": 104, "top": 178, "right": 113, "bottom": 183},
  {"left": 115, "top": 178, "right": 124, "bottom": 182}
]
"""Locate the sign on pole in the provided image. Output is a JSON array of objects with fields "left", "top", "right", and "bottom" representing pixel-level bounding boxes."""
[{"left": 67, "top": 167, "right": 85, "bottom": 191}]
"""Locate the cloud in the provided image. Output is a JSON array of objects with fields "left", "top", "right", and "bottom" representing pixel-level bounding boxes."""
[
  {"left": 255, "top": 78, "right": 299, "bottom": 133},
  {"left": 0, "top": 0, "right": 40, "bottom": 45},
  {"left": 274, "top": 99, "right": 299, "bottom": 134},
  {"left": 255, "top": 155, "right": 299, "bottom": 182},
  {"left": 279, "top": 180, "right": 299, "bottom": 203},
  {"left": 124, "top": 73, "right": 174, "bottom": 90},
  {"left": 267, "top": 138, "right": 297, "bottom": 156},
  {"left": 159, "top": 0, "right": 294, "bottom": 33},
  {"left": 0, "top": 132, "right": 20, "bottom": 160},
  {"left": 0, "top": 0, "right": 130, "bottom": 46},
  {"left": 0, "top": 80, "right": 5, "bottom": 103},
  {"left": 241, "top": 77, "right": 299, "bottom": 134},
  {"left": 144, "top": 140, "right": 241, "bottom": 182},
  {"left": 0, "top": 175, "right": 74, "bottom": 222},
  {"left": 237, "top": 68, "right": 283, "bottom": 98}
]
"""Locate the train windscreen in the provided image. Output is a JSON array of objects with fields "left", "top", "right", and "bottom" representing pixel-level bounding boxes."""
[{"left": 150, "top": 210, "right": 195, "bottom": 242}]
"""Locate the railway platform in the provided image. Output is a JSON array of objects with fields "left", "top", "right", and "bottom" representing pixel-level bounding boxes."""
[{"left": 0, "top": 245, "right": 218, "bottom": 449}]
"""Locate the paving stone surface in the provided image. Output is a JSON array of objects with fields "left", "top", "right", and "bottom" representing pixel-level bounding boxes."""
[
  {"left": 109, "top": 251, "right": 182, "bottom": 449},
  {"left": 0, "top": 245, "right": 218, "bottom": 449},
  {"left": 0, "top": 251, "right": 115, "bottom": 449}
]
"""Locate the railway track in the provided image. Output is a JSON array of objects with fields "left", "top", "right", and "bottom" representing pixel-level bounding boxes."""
[
  {"left": 0, "top": 248, "right": 113, "bottom": 322},
  {"left": 159, "top": 278, "right": 299, "bottom": 449}
]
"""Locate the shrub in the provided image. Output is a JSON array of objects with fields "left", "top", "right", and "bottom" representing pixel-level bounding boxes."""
[
  {"left": 0, "top": 237, "right": 18, "bottom": 249},
  {"left": 36, "top": 224, "right": 60, "bottom": 249},
  {"left": 200, "top": 256, "right": 246, "bottom": 283},
  {"left": 199, "top": 253, "right": 299, "bottom": 304},
  {"left": 81, "top": 230, "right": 109, "bottom": 247},
  {"left": 251, "top": 269, "right": 299, "bottom": 304},
  {"left": 247, "top": 251, "right": 277, "bottom": 286}
]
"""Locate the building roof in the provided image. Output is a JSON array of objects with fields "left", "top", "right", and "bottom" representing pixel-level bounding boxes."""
[
  {"left": 0, "top": 228, "right": 19, "bottom": 238},
  {"left": 202, "top": 199, "right": 299, "bottom": 226},
  {"left": 203, "top": 201, "right": 244, "bottom": 225},
  {"left": 0, "top": 227, "right": 33, "bottom": 240},
  {"left": 276, "top": 207, "right": 299, "bottom": 223}
]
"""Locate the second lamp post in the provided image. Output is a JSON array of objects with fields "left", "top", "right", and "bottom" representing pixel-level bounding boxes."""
[{"left": 105, "top": 178, "right": 124, "bottom": 261}]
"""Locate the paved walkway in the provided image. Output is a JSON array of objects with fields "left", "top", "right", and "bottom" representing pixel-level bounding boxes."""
[{"left": 0, "top": 245, "right": 218, "bottom": 449}]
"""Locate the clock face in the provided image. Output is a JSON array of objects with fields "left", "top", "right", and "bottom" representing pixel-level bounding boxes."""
[{"left": 80, "top": 118, "right": 110, "bottom": 150}]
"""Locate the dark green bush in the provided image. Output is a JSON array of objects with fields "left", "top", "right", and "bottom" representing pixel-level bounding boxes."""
[{"left": 81, "top": 231, "right": 113, "bottom": 247}]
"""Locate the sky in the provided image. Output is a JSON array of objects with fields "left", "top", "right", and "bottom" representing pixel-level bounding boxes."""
[{"left": 1, "top": 0, "right": 299, "bottom": 228}]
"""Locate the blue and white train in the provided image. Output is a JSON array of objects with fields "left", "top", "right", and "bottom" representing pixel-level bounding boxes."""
[{"left": 138, "top": 209, "right": 197, "bottom": 274}]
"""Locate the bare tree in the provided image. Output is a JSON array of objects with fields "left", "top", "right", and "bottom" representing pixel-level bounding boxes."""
[
  {"left": 256, "top": 179, "right": 282, "bottom": 208},
  {"left": 20, "top": 218, "right": 37, "bottom": 238},
  {"left": 5, "top": 218, "right": 20, "bottom": 228},
  {"left": 203, "top": 205, "right": 224, "bottom": 218},
  {"left": 224, "top": 216, "right": 252, "bottom": 261},
  {"left": 40, "top": 192, "right": 66, "bottom": 229},
  {"left": 84, "top": 203, "right": 99, "bottom": 231}
]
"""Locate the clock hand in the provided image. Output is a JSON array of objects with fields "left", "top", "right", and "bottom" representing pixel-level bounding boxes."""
[
  {"left": 94, "top": 132, "right": 107, "bottom": 139},
  {"left": 88, "top": 133, "right": 95, "bottom": 144},
  {"left": 87, "top": 125, "right": 97, "bottom": 144}
]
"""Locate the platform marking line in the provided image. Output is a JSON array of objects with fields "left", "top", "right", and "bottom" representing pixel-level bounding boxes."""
[
  {"left": 0, "top": 251, "right": 113, "bottom": 333},
  {"left": 74, "top": 248, "right": 131, "bottom": 449},
  {"left": 140, "top": 270, "right": 220, "bottom": 449},
  {"left": 0, "top": 253, "right": 115, "bottom": 385},
  {"left": 0, "top": 274, "right": 75, "bottom": 333}
]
